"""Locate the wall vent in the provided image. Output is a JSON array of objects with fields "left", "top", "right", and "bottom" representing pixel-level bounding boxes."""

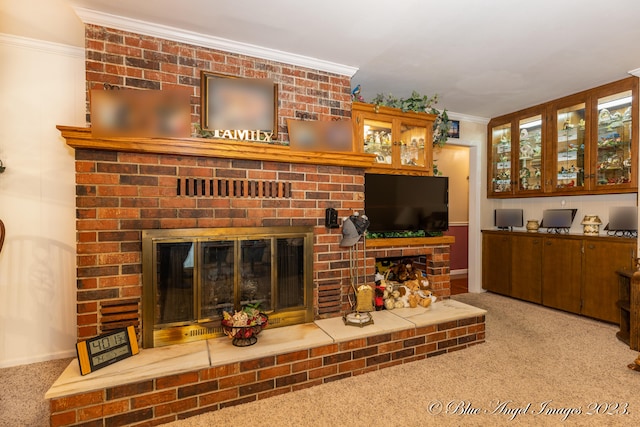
[{"left": 177, "top": 178, "right": 292, "bottom": 198}]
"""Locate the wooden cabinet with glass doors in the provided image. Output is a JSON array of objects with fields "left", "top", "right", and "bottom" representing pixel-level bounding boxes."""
[
  {"left": 552, "top": 97, "right": 587, "bottom": 191},
  {"left": 488, "top": 109, "right": 545, "bottom": 196},
  {"left": 488, "top": 77, "right": 638, "bottom": 198},
  {"left": 352, "top": 102, "right": 436, "bottom": 175},
  {"left": 593, "top": 85, "right": 635, "bottom": 190}
]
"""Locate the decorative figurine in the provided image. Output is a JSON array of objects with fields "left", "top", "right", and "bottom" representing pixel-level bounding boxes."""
[{"left": 581, "top": 215, "right": 602, "bottom": 236}]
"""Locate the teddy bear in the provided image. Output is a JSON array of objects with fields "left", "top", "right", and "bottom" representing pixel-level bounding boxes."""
[
  {"left": 388, "top": 259, "right": 422, "bottom": 283},
  {"left": 400, "top": 278, "right": 436, "bottom": 308}
]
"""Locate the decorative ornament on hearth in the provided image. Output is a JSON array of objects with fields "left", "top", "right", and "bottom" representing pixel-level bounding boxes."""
[
  {"left": 342, "top": 211, "right": 374, "bottom": 327},
  {"left": 221, "top": 304, "right": 268, "bottom": 347}
]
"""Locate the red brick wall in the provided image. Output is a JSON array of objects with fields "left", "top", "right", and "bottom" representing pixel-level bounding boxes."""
[
  {"left": 84, "top": 24, "right": 351, "bottom": 139},
  {"left": 75, "top": 149, "right": 367, "bottom": 341}
]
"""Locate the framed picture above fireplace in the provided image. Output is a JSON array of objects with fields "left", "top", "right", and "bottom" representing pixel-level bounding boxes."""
[{"left": 201, "top": 71, "right": 278, "bottom": 139}]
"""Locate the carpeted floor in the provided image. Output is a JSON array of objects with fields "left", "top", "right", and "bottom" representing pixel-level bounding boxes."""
[
  {"left": 0, "top": 356, "right": 71, "bottom": 427},
  {"left": 2, "top": 292, "right": 640, "bottom": 426}
]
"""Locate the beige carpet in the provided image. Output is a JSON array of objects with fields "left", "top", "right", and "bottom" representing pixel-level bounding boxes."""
[
  {"left": 0, "top": 356, "right": 71, "bottom": 427},
  {"left": 2, "top": 293, "right": 640, "bottom": 426}
]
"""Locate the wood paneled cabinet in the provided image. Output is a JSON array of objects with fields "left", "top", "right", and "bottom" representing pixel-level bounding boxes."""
[
  {"left": 583, "top": 240, "right": 636, "bottom": 323},
  {"left": 352, "top": 102, "right": 436, "bottom": 175},
  {"left": 482, "top": 230, "right": 636, "bottom": 323},
  {"left": 511, "top": 234, "right": 543, "bottom": 303},
  {"left": 482, "top": 232, "right": 512, "bottom": 295},
  {"left": 488, "top": 77, "right": 638, "bottom": 198},
  {"left": 541, "top": 236, "right": 582, "bottom": 314}
]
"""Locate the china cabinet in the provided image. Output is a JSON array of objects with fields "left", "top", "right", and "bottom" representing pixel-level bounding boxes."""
[
  {"left": 592, "top": 84, "right": 635, "bottom": 191},
  {"left": 488, "top": 108, "right": 546, "bottom": 196},
  {"left": 482, "top": 230, "right": 636, "bottom": 324},
  {"left": 352, "top": 102, "right": 436, "bottom": 174},
  {"left": 551, "top": 95, "right": 588, "bottom": 192},
  {"left": 489, "top": 120, "right": 512, "bottom": 194},
  {"left": 487, "top": 77, "right": 638, "bottom": 198}
]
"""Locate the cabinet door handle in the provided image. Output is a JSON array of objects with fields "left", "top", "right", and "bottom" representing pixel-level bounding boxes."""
[
  {"left": 533, "top": 240, "right": 540, "bottom": 245},
  {"left": 588, "top": 244, "right": 595, "bottom": 250},
  {"left": 545, "top": 241, "right": 552, "bottom": 246}
]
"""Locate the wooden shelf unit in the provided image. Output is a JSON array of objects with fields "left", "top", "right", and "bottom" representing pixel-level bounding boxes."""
[
  {"left": 57, "top": 126, "right": 376, "bottom": 169},
  {"left": 616, "top": 269, "right": 640, "bottom": 350}
]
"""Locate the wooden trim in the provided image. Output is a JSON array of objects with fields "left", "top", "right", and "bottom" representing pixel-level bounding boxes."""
[
  {"left": 57, "top": 126, "right": 376, "bottom": 168},
  {"left": 366, "top": 236, "right": 455, "bottom": 248},
  {"left": 352, "top": 101, "right": 437, "bottom": 121},
  {"left": 481, "top": 229, "right": 637, "bottom": 244}
]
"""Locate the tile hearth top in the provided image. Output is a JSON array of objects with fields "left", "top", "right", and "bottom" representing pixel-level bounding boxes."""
[{"left": 45, "top": 299, "right": 486, "bottom": 400}]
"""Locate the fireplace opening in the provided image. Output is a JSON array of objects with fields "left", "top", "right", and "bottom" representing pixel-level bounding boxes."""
[{"left": 142, "top": 226, "right": 314, "bottom": 347}]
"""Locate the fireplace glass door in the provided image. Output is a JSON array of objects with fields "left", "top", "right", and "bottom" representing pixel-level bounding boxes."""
[{"left": 143, "top": 227, "right": 313, "bottom": 347}]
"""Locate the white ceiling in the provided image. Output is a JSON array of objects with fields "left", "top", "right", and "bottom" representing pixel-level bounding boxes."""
[{"left": 70, "top": 0, "right": 640, "bottom": 118}]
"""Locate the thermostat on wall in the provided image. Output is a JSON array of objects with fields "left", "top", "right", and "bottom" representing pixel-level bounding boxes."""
[{"left": 76, "top": 326, "right": 139, "bottom": 375}]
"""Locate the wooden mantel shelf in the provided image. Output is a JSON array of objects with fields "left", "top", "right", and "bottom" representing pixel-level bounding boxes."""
[
  {"left": 366, "top": 236, "right": 455, "bottom": 248},
  {"left": 57, "top": 126, "right": 376, "bottom": 169}
]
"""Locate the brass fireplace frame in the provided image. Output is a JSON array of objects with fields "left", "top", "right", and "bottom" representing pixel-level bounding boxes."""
[{"left": 142, "top": 226, "right": 314, "bottom": 348}]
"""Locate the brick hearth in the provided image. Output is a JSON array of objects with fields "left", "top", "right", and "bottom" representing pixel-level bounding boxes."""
[{"left": 47, "top": 301, "right": 486, "bottom": 426}]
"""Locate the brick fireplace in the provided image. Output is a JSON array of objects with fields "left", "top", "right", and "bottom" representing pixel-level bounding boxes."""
[
  {"left": 44, "top": 22, "right": 477, "bottom": 427},
  {"left": 68, "top": 133, "right": 453, "bottom": 344},
  {"left": 70, "top": 23, "right": 453, "bottom": 344}
]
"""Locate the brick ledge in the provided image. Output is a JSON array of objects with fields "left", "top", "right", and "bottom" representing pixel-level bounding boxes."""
[{"left": 47, "top": 301, "right": 486, "bottom": 426}]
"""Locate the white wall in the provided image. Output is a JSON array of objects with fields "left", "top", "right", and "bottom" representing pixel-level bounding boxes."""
[
  {"left": 0, "top": 0, "right": 84, "bottom": 47},
  {"left": 0, "top": 33, "right": 85, "bottom": 367},
  {"left": 445, "top": 114, "right": 488, "bottom": 292},
  {"left": 434, "top": 145, "right": 469, "bottom": 223},
  {"left": 489, "top": 193, "right": 638, "bottom": 234}
]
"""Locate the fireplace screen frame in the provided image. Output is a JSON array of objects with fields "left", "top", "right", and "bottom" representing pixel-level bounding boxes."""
[{"left": 142, "top": 226, "right": 314, "bottom": 348}]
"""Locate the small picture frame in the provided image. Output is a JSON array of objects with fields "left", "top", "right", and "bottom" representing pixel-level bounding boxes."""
[
  {"left": 201, "top": 71, "right": 278, "bottom": 137},
  {"left": 447, "top": 120, "right": 460, "bottom": 139}
]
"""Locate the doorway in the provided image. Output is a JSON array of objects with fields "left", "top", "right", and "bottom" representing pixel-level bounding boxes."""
[{"left": 434, "top": 143, "right": 473, "bottom": 294}]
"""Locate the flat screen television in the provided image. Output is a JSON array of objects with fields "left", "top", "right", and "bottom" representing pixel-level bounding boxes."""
[
  {"left": 494, "top": 209, "right": 523, "bottom": 230},
  {"left": 364, "top": 173, "right": 448, "bottom": 234}
]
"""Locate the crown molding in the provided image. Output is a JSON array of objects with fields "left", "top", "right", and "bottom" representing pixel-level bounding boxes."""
[
  {"left": 0, "top": 33, "right": 84, "bottom": 58},
  {"left": 73, "top": 7, "right": 359, "bottom": 77},
  {"left": 447, "top": 111, "right": 490, "bottom": 124}
]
